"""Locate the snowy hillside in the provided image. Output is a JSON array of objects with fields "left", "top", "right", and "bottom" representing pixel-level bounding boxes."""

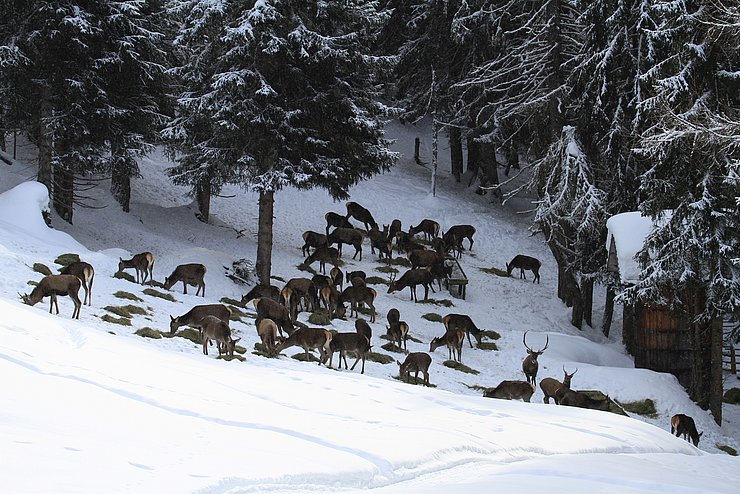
[{"left": 1, "top": 121, "right": 739, "bottom": 492}]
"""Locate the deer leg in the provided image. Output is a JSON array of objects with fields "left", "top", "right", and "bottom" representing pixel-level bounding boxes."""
[{"left": 182, "top": 281, "right": 188, "bottom": 294}]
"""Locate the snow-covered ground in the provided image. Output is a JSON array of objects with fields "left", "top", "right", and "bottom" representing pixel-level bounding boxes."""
[{"left": 1, "top": 122, "right": 739, "bottom": 493}]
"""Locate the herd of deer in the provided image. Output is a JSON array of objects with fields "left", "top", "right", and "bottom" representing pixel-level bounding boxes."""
[{"left": 17, "top": 200, "right": 703, "bottom": 448}]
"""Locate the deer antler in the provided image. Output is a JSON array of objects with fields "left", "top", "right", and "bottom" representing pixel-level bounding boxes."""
[
  {"left": 539, "top": 334, "right": 549, "bottom": 353},
  {"left": 523, "top": 330, "right": 532, "bottom": 352}
]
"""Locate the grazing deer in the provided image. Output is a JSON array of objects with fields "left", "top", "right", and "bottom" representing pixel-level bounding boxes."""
[
  {"left": 540, "top": 367, "right": 577, "bottom": 404},
  {"left": 319, "top": 285, "right": 346, "bottom": 320},
  {"left": 256, "top": 318, "right": 279, "bottom": 355},
  {"left": 522, "top": 331, "right": 549, "bottom": 386},
  {"left": 328, "top": 332, "right": 371, "bottom": 373},
  {"left": 163, "top": 263, "right": 206, "bottom": 296},
  {"left": 443, "top": 224, "right": 475, "bottom": 251},
  {"left": 506, "top": 255, "right": 541, "bottom": 284},
  {"left": 304, "top": 246, "right": 340, "bottom": 275},
  {"left": 387, "top": 268, "right": 435, "bottom": 302},
  {"left": 285, "top": 277, "right": 318, "bottom": 314},
  {"left": 398, "top": 352, "right": 432, "bottom": 386},
  {"left": 429, "top": 260, "right": 452, "bottom": 291},
  {"left": 241, "top": 284, "right": 281, "bottom": 306},
  {"left": 328, "top": 227, "right": 364, "bottom": 261},
  {"left": 368, "top": 224, "right": 389, "bottom": 254},
  {"left": 557, "top": 389, "right": 611, "bottom": 411},
  {"left": 59, "top": 261, "right": 94, "bottom": 306},
  {"left": 329, "top": 266, "right": 343, "bottom": 291},
  {"left": 345, "top": 201, "right": 378, "bottom": 231},
  {"left": 387, "top": 308, "right": 400, "bottom": 327},
  {"left": 339, "top": 285, "right": 376, "bottom": 323},
  {"left": 200, "top": 315, "right": 240, "bottom": 357},
  {"left": 408, "top": 249, "right": 443, "bottom": 270},
  {"left": 117, "top": 252, "right": 154, "bottom": 285},
  {"left": 325, "top": 211, "right": 353, "bottom": 237},
  {"left": 20, "top": 274, "right": 82, "bottom": 319},
  {"left": 302, "top": 231, "right": 328, "bottom": 258},
  {"left": 409, "top": 219, "right": 440, "bottom": 241},
  {"left": 345, "top": 270, "right": 366, "bottom": 286},
  {"left": 430, "top": 329, "right": 465, "bottom": 362},
  {"left": 254, "top": 297, "right": 295, "bottom": 336},
  {"left": 395, "top": 231, "right": 425, "bottom": 254},
  {"left": 355, "top": 318, "right": 372, "bottom": 343},
  {"left": 387, "top": 320, "right": 409, "bottom": 352},
  {"left": 442, "top": 313, "right": 483, "bottom": 349},
  {"left": 484, "top": 381, "right": 536, "bottom": 402},
  {"left": 274, "top": 327, "right": 333, "bottom": 365},
  {"left": 671, "top": 414, "right": 703, "bottom": 446},
  {"left": 386, "top": 219, "right": 402, "bottom": 242},
  {"left": 169, "top": 304, "right": 232, "bottom": 335}
]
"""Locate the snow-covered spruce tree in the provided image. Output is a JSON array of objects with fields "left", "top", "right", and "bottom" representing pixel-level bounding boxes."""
[{"left": 165, "top": 1, "right": 397, "bottom": 285}]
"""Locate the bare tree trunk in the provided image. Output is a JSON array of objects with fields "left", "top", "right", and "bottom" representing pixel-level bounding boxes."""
[
  {"left": 195, "top": 170, "right": 212, "bottom": 223},
  {"left": 570, "top": 281, "right": 583, "bottom": 329},
  {"left": 37, "top": 91, "right": 53, "bottom": 194},
  {"left": 582, "top": 277, "right": 594, "bottom": 328},
  {"left": 53, "top": 160, "right": 74, "bottom": 224},
  {"left": 414, "top": 137, "right": 421, "bottom": 165},
  {"left": 449, "top": 127, "right": 463, "bottom": 182},
  {"left": 466, "top": 135, "right": 479, "bottom": 176},
  {"left": 110, "top": 142, "right": 132, "bottom": 213},
  {"left": 602, "top": 285, "right": 615, "bottom": 337},
  {"left": 256, "top": 189, "right": 274, "bottom": 286},
  {"left": 504, "top": 139, "right": 519, "bottom": 176}
]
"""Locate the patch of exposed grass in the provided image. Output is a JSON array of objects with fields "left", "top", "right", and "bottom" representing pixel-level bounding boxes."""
[
  {"left": 142, "top": 288, "right": 176, "bottom": 302},
  {"left": 365, "top": 276, "right": 389, "bottom": 285},
  {"left": 443, "top": 360, "right": 480, "bottom": 375},
  {"left": 291, "top": 352, "right": 321, "bottom": 362},
  {"left": 253, "top": 343, "right": 279, "bottom": 358},
  {"left": 135, "top": 327, "right": 163, "bottom": 339},
  {"left": 393, "top": 375, "right": 436, "bottom": 387},
  {"left": 308, "top": 310, "right": 331, "bottom": 326},
  {"left": 481, "top": 330, "right": 501, "bottom": 340},
  {"left": 101, "top": 314, "right": 132, "bottom": 326},
  {"left": 113, "top": 291, "right": 144, "bottom": 302},
  {"left": 104, "top": 304, "right": 148, "bottom": 318},
  {"left": 375, "top": 265, "right": 398, "bottom": 274},
  {"left": 620, "top": 398, "right": 658, "bottom": 418},
  {"left": 479, "top": 266, "right": 509, "bottom": 277},
  {"left": 356, "top": 306, "right": 374, "bottom": 317},
  {"left": 217, "top": 354, "right": 246, "bottom": 362},
  {"left": 54, "top": 253, "right": 80, "bottom": 267},
  {"left": 377, "top": 257, "right": 412, "bottom": 268},
  {"left": 220, "top": 297, "right": 246, "bottom": 308},
  {"left": 174, "top": 327, "right": 201, "bottom": 345},
  {"left": 114, "top": 271, "right": 137, "bottom": 283},
  {"left": 418, "top": 298, "right": 454, "bottom": 308},
  {"left": 477, "top": 342, "right": 499, "bottom": 351},
  {"left": 422, "top": 312, "right": 443, "bottom": 323},
  {"left": 33, "top": 263, "right": 52, "bottom": 276},
  {"left": 723, "top": 388, "right": 740, "bottom": 405},
  {"left": 717, "top": 444, "right": 738, "bottom": 456},
  {"left": 146, "top": 280, "right": 166, "bottom": 288},
  {"left": 366, "top": 351, "right": 395, "bottom": 364},
  {"left": 463, "top": 383, "right": 489, "bottom": 393},
  {"left": 381, "top": 342, "right": 406, "bottom": 354}
]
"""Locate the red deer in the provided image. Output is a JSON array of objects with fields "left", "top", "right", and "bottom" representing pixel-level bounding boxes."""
[
  {"left": 429, "top": 260, "right": 452, "bottom": 290},
  {"left": 275, "top": 327, "right": 333, "bottom": 365},
  {"left": 522, "top": 331, "right": 549, "bottom": 386},
  {"left": 339, "top": 285, "right": 376, "bottom": 323},
  {"left": 345, "top": 201, "right": 378, "bottom": 231},
  {"left": 442, "top": 314, "right": 483, "bottom": 348},
  {"left": 368, "top": 225, "right": 389, "bottom": 254},
  {"left": 328, "top": 332, "right": 371, "bottom": 373},
  {"left": 200, "top": 315, "right": 240, "bottom": 357},
  {"left": 557, "top": 389, "right": 611, "bottom": 411},
  {"left": 386, "top": 308, "right": 400, "bottom": 326},
  {"left": 164, "top": 263, "right": 206, "bottom": 296},
  {"left": 355, "top": 318, "right": 372, "bottom": 343},
  {"left": 285, "top": 277, "right": 318, "bottom": 314},
  {"left": 387, "top": 268, "right": 435, "bottom": 302},
  {"left": 253, "top": 297, "right": 295, "bottom": 336},
  {"left": 443, "top": 224, "right": 475, "bottom": 251},
  {"left": 304, "top": 246, "right": 339, "bottom": 274},
  {"left": 387, "top": 320, "right": 409, "bottom": 352},
  {"left": 385, "top": 219, "right": 402, "bottom": 242},
  {"left": 483, "top": 381, "right": 536, "bottom": 402},
  {"left": 20, "top": 274, "right": 82, "bottom": 319},
  {"left": 430, "top": 329, "right": 465, "bottom": 362},
  {"left": 506, "top": 255, "right": 541, "bottom": 284},
  {"left": 329, "top": 266, "right": 343, "bottom": 291},
  {"left": 409, "top": 219, "right": 441, "bottom": 241},
  {"left": 328, "top": 227, "right": 364, "bottom": 261},
  {"left": 325, "top": 211, "right": 353, "bottom": 236},
  {"left": 345, "top": 270, "right": 366, "bottom": 285},
  {"left": 671, "top": 414, "right": 702, "bottom": 446},
  {"left": 312, "top": 274, "right": 331, "bottom": 292},
  {"left": 396, "top": 231, "right": 425, "bottom": 254},
  {"left": 319, "top": 285, "right": 346, "bottom": 320},
  {"left": 256, "top": 318, "right": 279, "bottom": 355},
  {"left": 59, "top": 261, "right": 94, "bottom": 306},
  {"left": 241, "top": 284, "right": 281, "bottom": 306},
  {"left": 117, "top": 252, "right": 154, "bottom": 285},
  {"left": 540, "top": 367, "right": 577, "bottom": 404},
  {"left": 408, "top": 249, "right": 443, "bottom": 270},
  {"left": 398, "top": 352, "right": 432, "bottom": 386},
  {"left": 302, "top": 231, "right": 328, "bottom": 258},
  {"left": 169, "top": 304, "right": 232, "bottom": 335}
]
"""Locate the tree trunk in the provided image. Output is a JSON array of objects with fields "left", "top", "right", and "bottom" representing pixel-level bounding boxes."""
[
  {"left": 110, "top": 144, "right": 132, "bottom": 213},
  {"left": 37, "top": 92, "right": 53, "bottom": 194},
  {"left": 449, "top": 127, "right": 463, "bottom": 182},
  {"left": 195, "top": 170, "right": 212, "bottom": 223},
  {"left": 256, "top": 189, "right": 274, "bottom": 286},
  {"left": 414, "top": 137, "right": 421, "bottom": 165},
  {"left": 466, "top": 135, "right": 479, "bottom": 176},
  {"left": 504, "top": 139, "right": 519, "bottom": 176},
  {"left": 53, "top": 161, "right": 74, "bottom": 224},
  {"left": 570, "top": 280, "right": 583, "bottom": 329},
  {"left": 582, "top": 277, "right": 594, "bottom": 328},
  {"left": 602, "top": 285, "right": 615, "bottom": 337}
]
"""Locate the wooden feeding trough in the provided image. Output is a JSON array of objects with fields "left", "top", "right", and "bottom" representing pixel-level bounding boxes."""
[{"left": 445, "top": 258, "right": 468, "bottom": 299}]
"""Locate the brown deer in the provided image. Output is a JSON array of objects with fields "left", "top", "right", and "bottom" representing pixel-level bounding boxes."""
[
  {"left": 386, "top": 219, "right": 402, "bottom": 242},
  {"left": 328, "top": 332, "right": 371, "bottom": 373},
  {"left": 522, "top": 331, "right": 549, "bottom": 386},
  {"left": 408, "top": 249, "right": 443, "bottom": 269},
  {"left": 329, "top": 266, "right": 343, "bottom": 291},
  {"left": 328, "top": 227, "right": 364, "bottom": 261},
  {"left": 409, "top": 219, "right": 440, "bottom": 241},
  {"left": 506, "top": 255, "right": 541, "bottom": 284},
  {"left": 442, "top": 314, "right": 483, "bottom": 348},
  {"left": 387, "top": 320, "right": 409, "bottom": 352},
  {"left": 483, "top": 381, "right": 536, "bottom": 402},
  {"left": 164, "top": 263, "right": 206, "bottom": 296},
  {"left": 169, "top": 304, "right": 232, "bottom": 335},
  {"left": 345, "top": 201, "right": 378, "bottom": 231},
  {"left": 20, "top": 274, "right": 82, "bottom": 319},
  {"left": 443, "top": 224, "right": 475, "bottom": 250},
  {"left": 303, "top": 246, "right": 340, "bottom": 274},
  {"left": 274, "top": 327, "right": 333, "bottom": 365},
  {"left": 540, "top": 367, "right": 577, "bottom": 404},
  {"left": 345, "top": 270, "right": 366, "bottom": 285},
  {"left": 355, "top": 319, "right": 372, "bottom": 343},
  {"left": 339, "top": 285, "right": 376, "bottom": 323},
  {"left": 387, "top": 308, "right": 400, "bottom": 326},
  {"left": 671, "top": 414, "right": 702, "bottom": 446},
  {"left": 253, "top": 297, "right": 295, "bottom": 336},
  {"left": 200, "top": 315, "right": 240, "bottom": 357},
  {"left": 241, "top": 284, "right": 281, "bottom": 305},
  {"left": 319, "top": 285, "right": 346, "bottom": 320},
  {"left": 387, "top": 268, "right": 435, "bottom": 302},
  {"left": 302, "top": 231, "right": 328, "bottom": 258},
  {"left": 557, "top": 389, "right": 611, "bottom": 411},
  {"left": 117, "top": 252, "right": 154, "bottom": 285},
  {"left": 256, "top": 318, "right": 279, "bottom": 355},
  {"left": 397, "top": 352, "right": 432, "bottom": 386},
  {"left": 285, "top": 277, "right": 318, "bottom": 314},
  {"left": 430, "top": 329, "right": 465, "bottom": 362},
  {"left": 395, "top": 231, "right": 425, "bottom": 254},
  {"left": 367, "top": 224, "right": 389, "bottom": 255},
  {"left": 325, "top": 211, "right": 353, "bottom": 237},
  {"left": 59, "top": 261, "right": 94, "bottom": 306}
]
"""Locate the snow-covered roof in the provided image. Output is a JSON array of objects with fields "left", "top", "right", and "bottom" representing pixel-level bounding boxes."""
[{"left": 605, "top": 211, "right": 671, "bottom": 284}]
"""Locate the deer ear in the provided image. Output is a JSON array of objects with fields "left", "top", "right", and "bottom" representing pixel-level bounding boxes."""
[{"left": 170, "top": 315, "right": 175, "bottom": 321}]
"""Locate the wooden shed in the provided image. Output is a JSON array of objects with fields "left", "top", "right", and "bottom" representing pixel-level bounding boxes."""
[{"left": 607, "top": 212, "right": 723, "bottom": 424}]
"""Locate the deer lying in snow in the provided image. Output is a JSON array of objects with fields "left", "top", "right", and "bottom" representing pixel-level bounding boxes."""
[
  {"left": 117, "top": 252, "right": 154, "bottom": 285},
  {"left": 484, "top": 380, "right": 536, "bottom": 402},
  {"left": 164, "top": 263, "right": 206, "bottom": 296},
  {"left": 59, "top": 261, "right": 94, "bottom": 306},
  {"left": 20, "top": 274, "right": 82, "bottom": 319}
]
